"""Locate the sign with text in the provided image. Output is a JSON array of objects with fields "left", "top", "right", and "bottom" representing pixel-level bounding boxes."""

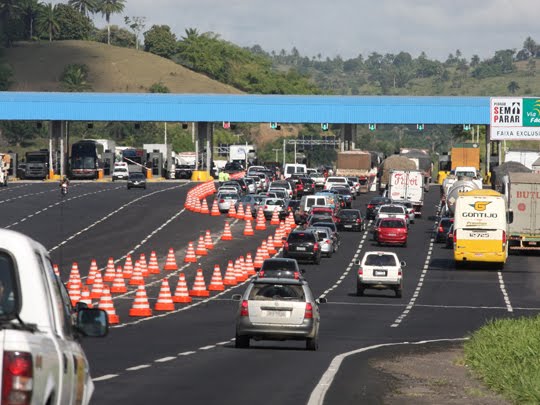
[{"left": 490, "top": 97, "right": 540, "bottom": 139}]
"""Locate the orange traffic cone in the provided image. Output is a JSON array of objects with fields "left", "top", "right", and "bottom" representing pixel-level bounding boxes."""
[
  {"left": 244, "top": 205, "right": 253, "bottom": 221},
  {"left": 99, "top": 286, "right": 120, "bottom": 324},
  {"left": 148, "top": 251, "right": 160, "bottom": 274},
  {"left": 274, "top": 227, "right": 283, "bottom": 248},
  {"left": 253, "top": 248, "right": 264, "bottom": 270},
  {"left": 235, "top": 258, "right": 247, "bottom": 282},
  {"left": 90, "top": 270, "right": 104, "bottom": 299},
  {"left": 139, "top": 253, "right": 149, "bottom": 277},
  {"left": 189, "top": 268, "right": 210, "bottom": 297},
  {"left": 255, "top": 210, "right": 267, "bottom": 230},
  {"left": 245, "top": 253, "right": 256, "bottom": 276},
  {"left": 204, "top": 230, "right": 214, "bottom": 250},
  {"left": 184, "top": 242, "right": 197, "bottom": 263},
  {"left": 267, "top": 236, "right": 277, "bottom": 255},
  {"left": 172, "top": 273, "right": 192, "bottom": 303},
  {"left": 208, "top": 264, "right": 225, "bottom": 291},
  {"left": 67, "top": 262, "right": 81, "bottom": 290},
  {"left": 221, "top": 222, "right": 233, "bottom": 241},
  {"left": 193, "top": 198, "right": 202, "bottom": 213},
  {"left": 68, "top": 282, "right": 81, "bottom": 307},
  {"left": 195, "top": 235, "right": 208, "bottom": 256},
  {"left": 200, "top": 198, "right": 210, "bottom": 214},
  {"left": 103, "top": 257, "right": 116, "bottom": 282},
  {"left": 163, "top": 248, "right": 178, "bottom": 271},
  {"left": 123, "top": 255, "right": 134, "bottom": 279},
  {"left": 210, "top": 199, "right": 220, "bottom": 216},
  {"left": 270, "top": 208, "right": 280, "bottom": 225},
  {"left": 154, "top": 279, "right": 175, "bottom": 311},
  {"left": 86, "top": 259, "right": 98, "bottom": 285},
  {"left": 110, "top": 266, "right": 127, "bottom": 293},
  {"left": 53, "top": 264, "right": 60, "bottom": 278},
  {"left": 129, "top": 260, "right": 145, "bottom": 285},
  {"left": 223, "top": 260, "right": 238, "bottom": 286},
  {"left": 237, "top": 203, "right": 245, "bottom": 220},
  {"left": 243, "top": 219, "right": 254, "bottom": 236},
  {"left": 129, "top": 285, "right": 153, "bottom": 317},
  {"left": 228, "top": 203, "right": 237, "bottom": 218},
  {"left": 79, "top": 287, "right": 93, "bottom": 308},
  {"left": 288, "top": 212, "right": 296, "bottom": 229},
  {"left": 261, "top": 240, "right": 270, "bottom": 260}
]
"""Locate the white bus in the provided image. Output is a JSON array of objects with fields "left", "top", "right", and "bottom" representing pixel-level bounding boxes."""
[{"left": 453, "top": 189, "right": 512, "bottom": 267}]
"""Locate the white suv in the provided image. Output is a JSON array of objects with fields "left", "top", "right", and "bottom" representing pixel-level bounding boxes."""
[
  {"left": 375, "top": 204, "right": 409, "bottom": 225},
  {"left": 356, "top": 251, "right": 405, "bottom": 297},
  {"left": 112, "top": 165, "right": 129, "bottom": 181},
  {"left": 324, "top": 176, "right": 348, "bottom": 191}
]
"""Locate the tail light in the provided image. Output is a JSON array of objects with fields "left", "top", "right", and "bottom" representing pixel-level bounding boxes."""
[
  {"left": 356, "top": 218, "right": 361, "bottom": 223},
  {"left": 313, "top": 242, "right": 319, "bottom": 251},
  {"left": 453, "top": 230, "right": 457, "bottom": 244},
  {"left": 294, "top": 272, "right": 300, "bottom": 279},
  {"left": 438, "top": 226, "right": 444, "bottom": 233},
  {"left": 304, "top": 303, "right": 313, "bottom": 319},
  {"left": 502, "top": 231, "right": 506, "bottom": 245},
  {"left": 284, "top": 242, "right": 289, "bottom": 249},
  {"left": 325, "top": 240, "right": 331, "bottom": 245},
  {"left": 258, "top": 271, "right": 265, "bottom": 278},
  {"left": 264, "top": 205, "right": 268, "bottom": 210},
  {"left": 398, "top": 270, "right": 402, "bottom": 277},
  {"left": 219, "top": 199, "right": 225, "bottom": 203},
  {"left": 240, "top": 300, "right": 249, "bottom": 317},
  {"left": 2, "top": 351, "right": 33, "bottom": 405},
  {"left": 367, "top": 204, "right": 374, "bottom": 209},
  {"left": 357, "top": 268, "right": 363, "bottom": 275},
  {"left": 335, "top": 217, "right": 340, "bottom": 223}
]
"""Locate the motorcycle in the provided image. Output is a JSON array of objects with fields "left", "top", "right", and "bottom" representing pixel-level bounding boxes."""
[{"left": 60, "top": 183, "right": 68, "bottom": 196}]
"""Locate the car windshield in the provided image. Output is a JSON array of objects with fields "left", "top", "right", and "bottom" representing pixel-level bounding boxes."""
[
  {"left": 249, "top": 283, "right": 305, "bottom": 301},
  {"left": 364, "top": 254, "right": 397, "bottom": 267},
  {"left": 114, "top": 168, "right": 128, "bottom": 173},
  {"left": 219, "top": 194, "right": 238, "bottom": 200},
  {"left": 380, "top": 220, "right": 405, "bottom": 228},
  {"left": 315, "top": 222, "right": 337, "bottom": 232},
  {"left": 265, "top": 199, "right": 284, "bottom": 206}
]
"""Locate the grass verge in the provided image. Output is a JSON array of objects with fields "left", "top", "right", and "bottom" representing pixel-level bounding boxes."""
[{"left": 464, "top": 315, "right": 540, "bottom": 404}]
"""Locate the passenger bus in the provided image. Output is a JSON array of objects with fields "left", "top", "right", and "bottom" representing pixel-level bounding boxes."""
[
  {"left": 69, "top": 140, "right": 104, "bottom": 179},
  {"left": 453, "top": 189, "right": 512, "bottom": 267}
]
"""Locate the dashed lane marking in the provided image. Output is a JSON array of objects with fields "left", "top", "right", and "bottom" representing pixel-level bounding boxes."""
[
  {"left": 92, "top": 374, "right": 119, "bottom": 382},
  {"left": 498, "top": 271, "right": 514, "bottom": 312},
  {"left": 155, "top": 357, "right": 176, "bottom": 363},
  {"left": 126, "top": 365, "right": 150, "bottom": 371}
]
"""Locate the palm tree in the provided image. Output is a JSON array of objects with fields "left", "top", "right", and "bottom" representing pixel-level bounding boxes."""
[
  {"left": 68, "top": 0, "right": 98, "bottom": 17},
  {"left": 97, "top": 0, "right": 125, "bottom": 45},
  {"left": 60, "top": 64, "right": 92, "bottom": 92},
  {"left": 0, "top": 0, "right": 22, "bottom": 45},
  {"left": 37, "top": 2, "right": 59, "bottom": 42},
  {"left": 20, "top": 0, "right": 42, "bottom": 39},
  {"left": 507, "top": 81, "right": 520, "bottom": 94},
  {"left": 181, "top": 27, "right": 199, "bottom": 42}
]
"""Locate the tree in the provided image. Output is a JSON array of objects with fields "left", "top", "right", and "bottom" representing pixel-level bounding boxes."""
[
  {"left": 0, "top": 0, "right": 23, "bottom": 46},
  {"left": 20, "top": 0, "right": 41, "bottom": 40},
  {"left": 55, "top": 4, "right": 94, "bottom": 40},
  {"left": 507, "top": 81, "right": 520, "bottom": 94},
  {"left": 96, "top": 0, "right": 125, "bottom": 45},
  {"left": 149, "top": 81, "right": 169, "bottom": 93},
  {"left": 60, "top": 63, "right": 92, "bottom": 92},
  {"left": 523, "top": 36, "right": 537, "bottom": 58},
  {"left": 68, "top": 0, "right": 97, "bottom": 17},
  {"left": 93, "top": 25, "right": 134, "bottom": 47},
  {"left": 0, "top": 63, "right": 13, "bottom": 90},
  {"left": 124, "top": 16, "right": 145, "bottom": 50},
  {"left": 143, "top": 25, "right": 177, "bottom": 58},
  {"left": 37, "top": 3, "right": 59, "bottom": 42},
  {"left": 181, "top": 27, "right": 199, "bottom": 42}
]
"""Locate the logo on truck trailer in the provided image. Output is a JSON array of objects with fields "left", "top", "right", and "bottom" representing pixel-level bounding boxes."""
[{"left": 392, "top": 172, "right": 419, "bottom": 186}]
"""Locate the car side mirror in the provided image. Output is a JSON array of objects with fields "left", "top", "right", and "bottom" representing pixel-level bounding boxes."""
[
  {"left": 355, "top": 260, "right": 361, "bottom": 265},
  {"left": 316, "top": 297, "right": 327, "bottom": 304},
  {"left": 231, "top": 294, "right": 242, "bottom": 301},
  {"left": 300, "top": 269, "right": 306, "bottom": 274},
  {"left": 76, "top": 308, "right": 108, "bottom": 337},
  {"left": 507, "top": 210, "right": 514, "bottom": 224},
  {"left": 401, "top": 261, "right": 406, "bottom": 267}
]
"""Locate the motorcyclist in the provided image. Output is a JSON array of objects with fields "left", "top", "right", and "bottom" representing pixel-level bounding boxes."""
[{"left": 60, "top": 176, "right": 69, "bottom": 194}]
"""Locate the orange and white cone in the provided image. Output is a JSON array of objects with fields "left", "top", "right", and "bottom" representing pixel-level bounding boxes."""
[
  {"left": 184, "top": 242, "right": 197, "bottom": 263},
  {"left": 274, "top": 227, "right": 284, "bottom": 248},
  {"left": 200, "top": 198, "right": 210, "bottom": 214},
  {"left": 210, "top": 199, "right": 220, "bottom": 216},
  {"left": 129, "top": 260, "right": 145, "bottom": 286},
  {"left": 288, "top": 212, "right": 296, "bottom": 229},
  {"left": 255, "top": 210, "right": 266, "bottom": 230},
  {"left": 193, "top": 198, "right": 202, "bottom": 213},
  {"left": 53, "top": 264, "right": 60, "bottom": 278},
  {"left": 129, "top": 285, "right": 153, "bottom": 317},
  {"left": 90, "top": 270, "right": 104, "bottom": 299},
  {"left": 228, "top": 203, "right": 237, "bottom": 218},
  {"left": 267, "top": 235, "right": 277, "bottom": 255},
  {"left": 221, "top": 222, "right": 233, "bottom": 241},
  {"left": 261, "top": 240, "right": 270, "bottom": 260},
  {"left": 99, "top": 286, "right": 119, "bottom": 324},
  {"left": 237, "top": 203, "right": 245, "bottom": 220},
  {"left": 103, "top": 257, "right": 116, "bottom": 282},
  {"left": 208, "top": 264, "right": 225, "bottom": 291},
  {"left": 189, "top": 268, "right": 210, "bottom": 297},
  {"left": 235, "top": 258, "right": 247, "bottom": 282},
  {"left": 110, "top": 266, "right": 127, "bottom": 294},
  {"left": 223, "top": 260, "right": 238, "bottom": 286},
  {"left": 204, "top": 230, "right": 214, "bottom": 250},
  {"left": 253, "top": 248, "right": 264, "bottom": 270},
  {"left": 172, "top": 273, "right": 192, "bottom": 303},
  {"left": 245, "top": 253, "right": 256, "bottom": 276},
  {"left": 270, "top": 208, "right": 280, "bottom": 225},
  {"left": 195, "top": 235, "right": 208, "bottom": 256},
  {"left": 139, "top": 253, "right": 149, "bottom": 277},
  {"left": 123, "top": 254, "right": 134, "bottom": 279},
  {"left": 86, "top": 259, "right": 98, "bottom": 285},
  {"left": 244, "top": 205, "right": 253, "bottom": 221},
  {"left": 243, "top": 219, "right": 254, "bottom": 236},
  {"left": 67, "top": 262, "right": 81, "bottom": 288},
  {"left": 163, "top": 248, "right": 178, "bottom": 271},
  {"left": 79, "top": 287, "right": 93, "bottom": 308},
  {"left": 148, "top": 251, "right": 160, "bottom": 274},
  {"left": 154, "top": 279, "right": 175, "bottom": 311},
  {"left": 68, "top": 282, "right": 81, "bottom": 307}
]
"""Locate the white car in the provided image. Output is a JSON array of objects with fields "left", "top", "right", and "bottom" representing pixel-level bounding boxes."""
[
  {"left": 217, "top": 192, "right": 240, "bottom": 213},
  {"left": 391, "top": 200, "right": 415, "bottom": 224},
  {"left": 356, "top": 251, "right": 405, "bottom": 298},
  {"left": 309, "top": 172, "right": 326, "bottom": 188},
  {"left": 324, "top": 176, "right": 349, "bottom": 191},
  {"left": 112, "top": 165, "right": 129, "bottom": 181},
  {"left": 375, "top": 204, "right": 409, "bottom": 225}
]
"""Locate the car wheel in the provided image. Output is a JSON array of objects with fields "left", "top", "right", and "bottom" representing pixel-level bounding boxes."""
[
  {"left": 327, "top": 251, "right": 333, "bottom": 258},
  {"left": 306, "top": 335, "right": 319, "bottom": 351},
  {"left": 127, "top": 186, "right": 131, "bottom": 190},
  {"left": 356, "top": 284, "right": 365, "bottom": 297},
  {"left": 395, "top": 288, "right": 403, "bottom": 298},
  {"left": 403, "top": 242, "right": 407, "bottom": 248},
  {"left": 235, "top": 334, "right": 250, "bottom": 349},
  {"left": 314, "top": 255, "right": 321, "bottom": 265}
]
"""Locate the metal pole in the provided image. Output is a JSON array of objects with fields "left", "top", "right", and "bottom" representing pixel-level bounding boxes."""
[
  {"left": 60, "top": 138, "right": 64, "bottom": 177},
  {"left": 283, "top": 139, "right": 286, "bottom": 167},
  {"left": 195, "top": 139, "right": 199, "bottom": 170},
  {"left": 49, "top": 137, "right": 53, "bottom": 177},
  {"left": 164, "top": 122, "right": 167, "bottom": 145},
  {"left": 294, "top": 141, "right": 297, "bottom": 164}
]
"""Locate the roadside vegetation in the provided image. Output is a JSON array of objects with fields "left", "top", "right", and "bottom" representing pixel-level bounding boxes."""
[{"left": 464, "top": 315, "right": 540, "bottom": 404}]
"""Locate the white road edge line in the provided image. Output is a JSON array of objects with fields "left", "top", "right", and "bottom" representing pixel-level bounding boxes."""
[
  {"left": 307, "top": 337, "right": 468, "bottom": 405},
  {"left": 497, "top": 271, "right": 514, "bottom": 312}
]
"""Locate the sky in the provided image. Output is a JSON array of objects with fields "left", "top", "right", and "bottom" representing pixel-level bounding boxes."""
[{"left": 55, "top": 0, "right": 539, "bottom": 61}]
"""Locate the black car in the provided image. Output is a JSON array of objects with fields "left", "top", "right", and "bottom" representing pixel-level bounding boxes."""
[
  {"left": 435, "top": 217, "right": 454, "bottom": 243},
  {"left": 175, "top": 164, "right": 193, "bottom": 179},
  {"left": 223, "top": 161, "right": 244, "bottom": 173},
  {"left": 257, "top": 258, "right": 305, "bottom": 279},
  {"left": 127, "top": 172, "right": 147, "bottom": 189},
  {"left": 283, "top": 230, "right": 322, "bottom": 264},
  {"left": 366, "top": 196, "right": 392, "bottom": 220},
  {"left": 336, "top": 209, "right": 365, "bottom": 232}
]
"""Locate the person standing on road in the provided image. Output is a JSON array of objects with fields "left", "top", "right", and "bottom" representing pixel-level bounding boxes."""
[
  {"left": 224, "top": 171, "right": 230, "bottom": 182},
  {"left": 218, "top": 170, "right": 225, "bottom": 187}
]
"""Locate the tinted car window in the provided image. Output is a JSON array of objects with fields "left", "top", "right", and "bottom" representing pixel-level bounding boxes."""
[
  {"left": 249, "top": 283, "right": 305, "bottom": 301},
  {"left": 261, "top": 260, "right": 297, "bottom": 271},
  {"left": 0, "top": 252, "right": 17, "bottom": 316},
  {"left": 340, "top": 210, "right": 360, "bottom": 218},
  {"left": 380, "top": 206, "right": 405, "bottom": 214},
  {"left": 380, "top": 220, "right": 406, "bottom": 228},
  {"left": 129, "top": 173, "right": 145, "bottom": 180},
  {"left": 365, "top": 254, "right": 397, "bottom": 266},
  {"left": 315, "top": 222, "right": 337, "bottom": 233},
  {"left": 288, "top": 232, "right": 316, "bottom": 242}
]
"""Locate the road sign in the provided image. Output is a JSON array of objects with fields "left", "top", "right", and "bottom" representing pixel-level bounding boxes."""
[{"left": 491, "top": 97, "right": 540, "bottom": 140}]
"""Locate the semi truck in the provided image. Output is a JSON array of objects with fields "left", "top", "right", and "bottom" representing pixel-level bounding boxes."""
[
  {"left": 229, "top": 144, "right": 257, "bottom": 166},
  {"left": 335, "top": 150, "right": 374, "bottom": 193},
  {"left": 503, "top": 172, "right": 540, "bottom": 252},
  {"left": 399, "top": 148, "right": 432, "bottom": 191},
  {"left": 24, "top": 150, "right": 49, "bottom": 180},
  {"left": 503, "top": 149, "right": 540, "bottom": 170},
  {"left": 387, "top": 170, "right": 424, "bottom": 215},
  {"left": 437, "top": 143, "right": 480, "bottom": 184},
  {"left": 378, "top": 155, "right": 416, "bottom": 192}
]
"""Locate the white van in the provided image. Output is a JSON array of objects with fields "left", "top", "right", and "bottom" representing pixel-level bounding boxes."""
[
  {"left": 283, "top": 163, "right": 307, "bottom": 179},
  {"left": 299, "top": 195, "right": 330, "bottom": 215}
]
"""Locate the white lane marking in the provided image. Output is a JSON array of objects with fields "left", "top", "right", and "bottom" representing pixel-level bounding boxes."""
[
  {"left": 307, "top": 337, "right": 467, "bottom": 405},
  {"left": 178, "top": 351, "right": 196, "bottom": 356},
  {"left": 155, "top": 356, "right": 176, "bottom": 363},
  {"left": 0, "top": 187, "right": 56, "bottom": 204},
  {"left": 216, "top": 341, "right": 230, "bottom": 346},
  {"left": 49, "top": 184, "right": 185, "bottom": 252},
  {"left": 126, "top": 364, "right": 151, "bottom": 371},
  {"left": 198, "top": 345, "right": 215, "bottom": 351},
  {"left": 92, "top": 374, "right": 119, "bottom": 382},
  {"left": 498, "top": 271, "right": 513, "bottom": 312}
]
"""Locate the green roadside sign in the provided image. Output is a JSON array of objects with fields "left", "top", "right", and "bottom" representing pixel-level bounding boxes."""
[{"left": 523, "top": 98, "right": 540, "bottom": 127}]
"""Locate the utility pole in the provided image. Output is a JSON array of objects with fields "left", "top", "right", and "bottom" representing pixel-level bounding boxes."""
[{"left": 273, "top": 148, "right": 280, "bottom": 162}]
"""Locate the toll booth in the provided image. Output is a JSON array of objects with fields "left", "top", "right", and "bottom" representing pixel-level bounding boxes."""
[
  {"left": 148, "top": 151, "right": 163, "bottom": 177},
  {"left": 102, "top": 151, "right": 115, "bottom": 176}
]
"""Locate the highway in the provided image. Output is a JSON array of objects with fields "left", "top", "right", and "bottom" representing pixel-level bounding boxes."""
[{"left": 2, "top": 180, "right": 539, "bottom": 404}]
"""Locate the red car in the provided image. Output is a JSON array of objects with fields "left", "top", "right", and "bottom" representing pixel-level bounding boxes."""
[{"left": 375, "top": 218, "right": 408, "bottom": 247}]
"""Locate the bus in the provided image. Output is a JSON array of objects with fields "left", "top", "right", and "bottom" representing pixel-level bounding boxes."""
[
  {"left": 453, "top": 189, "right": 512, "bottom": 267},
  {"left": 69, "top": 140, "right": 104, "bottom": 179}
]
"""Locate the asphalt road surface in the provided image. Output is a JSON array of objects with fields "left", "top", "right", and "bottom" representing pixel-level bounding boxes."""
[{"left": 2, "top": 180, "right": 538, "bottom": 404}]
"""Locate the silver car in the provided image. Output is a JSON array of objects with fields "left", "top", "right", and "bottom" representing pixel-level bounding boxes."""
[
  {"left": 262, "top": 197, "right": 286, "bottom": 219},
  {"left": 217, "top": 192, "right": 239, "bottom": 213},
  {"left": 307, "top": 226, "right": 336, "bottom": 258},
  {"left": 233, "top": 278, "right": 325, "bottom": 350}
]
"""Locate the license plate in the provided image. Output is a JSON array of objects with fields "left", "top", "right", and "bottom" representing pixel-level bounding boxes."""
[
  {"left": 262, "top": 310, "right": 290, "bottom": 317},
  {"left": 388, "top": 233, "right": 396, "bottom": 236},
  {"left": 344, "top": 225, "right": 352, "bottom": 228},
  {"left": 530, "top": 242, "right": 537, "bottom": 245},
  {"left": 296, "top": 247, "right": 306, "bottom": 251},
  {"left": 374, "top": 270, "right": 387, "bottom": 276}
]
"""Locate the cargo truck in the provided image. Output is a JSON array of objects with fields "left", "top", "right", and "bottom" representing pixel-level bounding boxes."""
[
  {"left": 24, "top": 150, "right": 49, "bottom": 180},
  {"left": 387, "top": 170, "right": 424, "bottom": 216},
  {"left": 378, "top": 155, "right": 416, "bottom": 192},
  {"left": 502, "top": 172, "right": 540, "bottom": 252},
  {"left": 335, "top": 150, "right": 374, "bottom": 193},
  {"left": 437, "top": 143, "right": 480, "bottom": 184},
  {"left": 400, "top": 148, "right": 432, "bottom": 191},
  {"left": 503, "top": 149, "right": 540, "bottom": 170}
]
